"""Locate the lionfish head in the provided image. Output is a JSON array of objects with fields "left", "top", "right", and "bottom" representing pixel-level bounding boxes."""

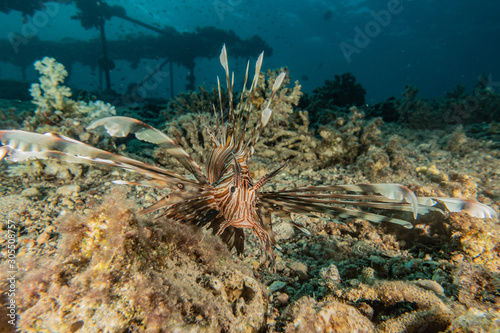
[{"left": 215, "top": 154, "right": 273, "bottom": 233}]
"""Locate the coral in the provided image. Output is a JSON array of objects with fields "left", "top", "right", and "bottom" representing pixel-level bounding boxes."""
[
  {"left": 25, "top": 57, "right": 116, "bottom": 135},
  {"left": 29, "top": 57, "right": 73, "bottom": 115},
  {"left": 332, "top": 280, "right": 453, "bottom": 332},
  {"left": 315, "top": 107, "right": 384, "bottom": 167},
  {"left": 75, "top": 100, "right": 117, "bottom": 121},
  {"left": 158, "top": 68, "right": 310, "bottom": 177},
  {"left": 446, "top": 307, "right": 500, "bottom": 333},
  {"left": 254, "top": 69, "right": 315, "bottom": 171},
  {"left": 159, "top": 112, "right": 213, "bottom": 172},
  {"left": 163, "top": 85, "right": 227, "bottom": 121},
  {"left": 157, "top": 70, "right": 393, "bottom": 179},
  {"left": 210, "top": 97, "right": 404, "bottom": 180},
  {"left": 451, "top": 263, "right": 499, "bottom": 308},
  {"left": 369, "top": 96, "right": 399, "bottom": 122},
  {"left": 300, "top": 73, "right": 366, "bottom": 125},
  {"left": 450, "top": 214, "right": 500, "bottom": 273},
  {"left": 442, "top": 79, "right": 500, "bottom": 125},
  {"left": 416, "top": 164, "right": 449, "bottom": 183},
  {"left": 5, "top": 58, "right": 117, "bottom": 181},
  {"left": 396, "top": 85, "right": 443, "bottom": 130},
  {"left": 370, "top": 80, "right": 500, "bottom": 130},
  {"left": 14, "top": 190, "right": 268, "bottom": 332}
]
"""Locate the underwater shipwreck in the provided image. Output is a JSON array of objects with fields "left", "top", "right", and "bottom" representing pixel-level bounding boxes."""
[{"left": 0, "top": 44, "right": 499, "bottom": 332}]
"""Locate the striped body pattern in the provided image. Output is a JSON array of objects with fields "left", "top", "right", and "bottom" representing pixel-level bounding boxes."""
[{"left": 0, "top": 46, "right": 497, "bottom": 270}]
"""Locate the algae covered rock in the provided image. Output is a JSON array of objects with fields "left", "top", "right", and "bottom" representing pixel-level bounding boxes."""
[
  {"left": 284, "top": 296, "right": 375, "bottom": 333},
  {"left": 12, "top": 190, "right": 268, "bottom": 332}
]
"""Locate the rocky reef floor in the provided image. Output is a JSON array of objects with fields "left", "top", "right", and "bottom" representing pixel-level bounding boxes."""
[{"left": 0, "top": 95, "right": 499, "bottom": 332}]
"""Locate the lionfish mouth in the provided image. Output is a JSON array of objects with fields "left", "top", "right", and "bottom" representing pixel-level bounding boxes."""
[{"left": 0, "top": 45, "right": 497, "bottom": 271}]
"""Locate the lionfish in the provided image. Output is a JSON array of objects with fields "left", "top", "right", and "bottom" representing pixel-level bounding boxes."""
[{"left": 0, "top": 46, "right": 497, "bottom": 269}]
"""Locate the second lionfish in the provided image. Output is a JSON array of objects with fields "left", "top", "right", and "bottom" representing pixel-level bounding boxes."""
[{"left": 0, "top": 45, "right": 497, "bottom": 269}]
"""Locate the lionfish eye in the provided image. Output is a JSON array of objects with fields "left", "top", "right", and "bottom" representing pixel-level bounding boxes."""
[{"left": 230, "top": 186, "right": 236, "bottom": 193}]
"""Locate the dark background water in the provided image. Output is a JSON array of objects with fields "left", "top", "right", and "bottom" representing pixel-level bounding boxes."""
[{"left": 0, "top": 0, "right": 499, "bottom": 104}]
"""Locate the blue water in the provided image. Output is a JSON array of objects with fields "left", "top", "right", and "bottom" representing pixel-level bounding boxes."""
[{"left": 0, "top": 0, "right": 499, "bottom": 104}]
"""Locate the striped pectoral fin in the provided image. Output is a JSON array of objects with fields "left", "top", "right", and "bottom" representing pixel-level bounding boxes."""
[
  {"left": 260, "top": 195, "right": 414, "bottom": 229},
  {"left": 88, "top": 116, "right": 208, "bottom": 185},
  {"left": 258, "top": 201, "right": 312, "bottom": 238},
  {"left": 263, "top": 192, "right": 416, "bottom": 214},
  {"left": 418, "top": 197, "right": 498, "bottom": 219},
  {"left": 278, "top": 184, "right": 419, "bottom": 219},
  {"left": 0, "top": 131, "right": 132, "bottom": 167},
  {"left": 112, "top": 179, "right": 174, "bottom": 188},
  {"left": 334, "top": 184, "right": 419, "bottom": 219},
  {"left": 288, "top": 222, "right": 312, "bottom": 236},
  {"left": 0, "top": 130, "right": 202, "bottom": 193},
  {"left": 325, "top": 206, "right": 413, "bottom": 228}
]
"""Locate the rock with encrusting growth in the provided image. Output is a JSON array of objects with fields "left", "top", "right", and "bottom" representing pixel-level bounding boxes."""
[
  {"left": 269, "top": 280, "right": 287, "bottom": 293},
  {"left": 56, "top": 185, "right": 81, "bottom": 196},
  {"left": 284, "top": 296, "right": 375, "bottom": 333},
  {"left": 415, "top": 279, "right": 445, "bottom": 295},
  {"left": 319, "top": 263, "right": 341, "bottom": 289},
  {"left": 446, "top": 308, "right": 500, "bottom": 333},
  {"left": 333, "top": 280, "right": 453, "bottom": 332},
  {"left": 10, "top": 190, "right": 268, "bottom": 332},
  {"left": 21, "top": 187, "right": 41, "bottom": 198}
]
